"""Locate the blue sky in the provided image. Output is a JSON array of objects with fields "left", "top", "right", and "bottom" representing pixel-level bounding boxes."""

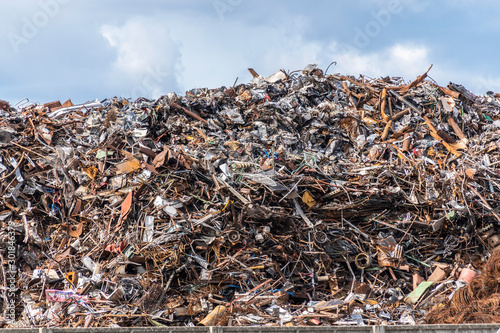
[{"left": 1, "top": 0, "right": 499, "bottom": 104}]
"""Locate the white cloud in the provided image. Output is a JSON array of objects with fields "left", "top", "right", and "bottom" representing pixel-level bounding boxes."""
[
  {"left": 322, "top": 42, "right": 499, "bottom": 94},
  {"left": 99, "top": 13, "right": 434, "bottom": 98},
  {"left": 158, "top": 13, "right": 324, "bottom": 91},
  {"left": 326, "top": 42, "right": 431, "bottom": 82},
  {"left": 2, "top": 1, "right": 500, "bottom": 102},
  {"left": 100, "top": 17, "right": 182, "bottom": 98},
  {"left": 97, "top": 6, "right": 493, "bottom": 100}
]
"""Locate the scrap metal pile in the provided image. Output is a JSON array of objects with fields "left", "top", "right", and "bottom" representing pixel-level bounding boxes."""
[{"left": 2, "top": 64, "right": 500, "bottom": 327}]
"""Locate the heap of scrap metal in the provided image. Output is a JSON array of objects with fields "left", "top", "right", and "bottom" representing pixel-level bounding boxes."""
[{"left": 2, "top": 64, "right": 500, "bottom": 327}]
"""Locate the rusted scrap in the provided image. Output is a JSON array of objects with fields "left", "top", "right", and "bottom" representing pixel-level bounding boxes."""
[{"left": 1, "top": 64, "right": 500, "bottom": 328}]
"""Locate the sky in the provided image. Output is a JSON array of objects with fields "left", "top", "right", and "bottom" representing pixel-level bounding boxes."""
[{"left": 1, "top": 0, "right": 499, "bottom": 105}]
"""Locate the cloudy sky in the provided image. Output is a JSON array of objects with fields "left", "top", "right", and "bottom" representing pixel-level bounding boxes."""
[{"left": 1, "top": 0, "right": 499, "bottom": 104}]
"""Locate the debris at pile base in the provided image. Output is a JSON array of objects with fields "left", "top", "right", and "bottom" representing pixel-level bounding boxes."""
[{"left": 2, "top": 64, "right": 500, "bottom": 327}]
